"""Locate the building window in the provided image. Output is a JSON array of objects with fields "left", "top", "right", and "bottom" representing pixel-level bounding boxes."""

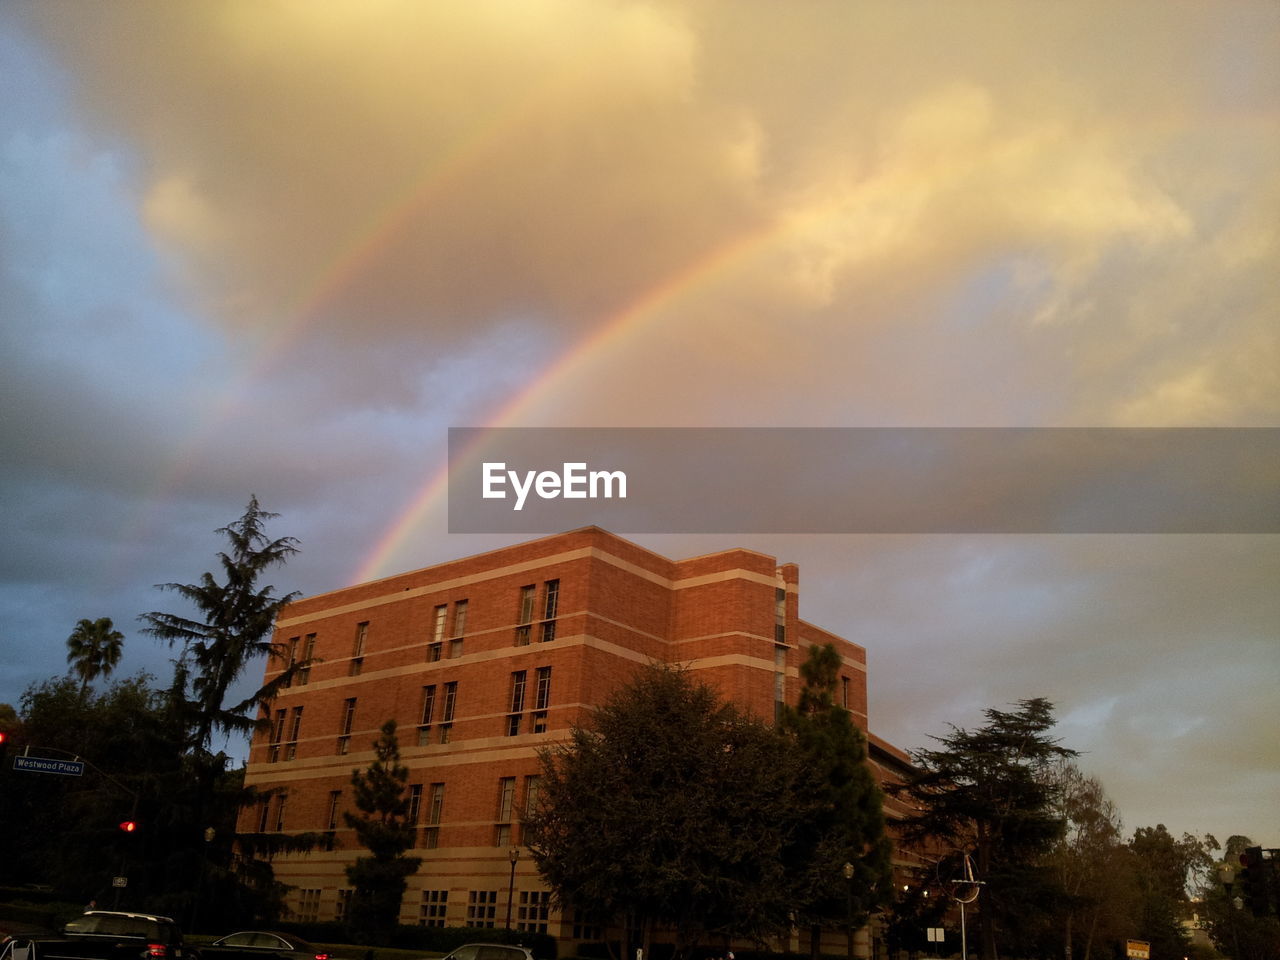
[
  {"left": 274, "top": 793, "right": 287, "bottom": 832},
  {"left": 841, "top": 675, "right": 850, "bottom": 709},
  {"left": 268, "top": 708, "right": 286, "bottom": 763},
  {"left": 407, "top": 783, "right": 423, "bottom": 832},
  {"left": 420, "top": 890, "right": 448, "bottom": 927},
  {"left": 507, "top": 671, "right": 527, "bottom": 736},
  {"left": 517, "top": 890, "right": 551, "bottom": 933},
  {"left": 540, "top": 579, "right": 559, "bottom": 642},
  {"left": 451, "top": 599, "right": 468, "bottom": 637},
  {"left": 350, "top": 621, "right": 367, "bottom": 676},
  {"left": 418, "top": 684, "right": 436, "bottom": 745},
  {"left": 285, "top": 706, "right": 303, "bottom": 760},
  {"left": 338, "top": 697, "right": 356, "bottom": 755},
  {"left": 297, "top": 634, "right": 316, "bottom": 685},
  {"left": 775, "top": 587, "right": 786, "bottom": 644},
  {"left": 495, "top": 776, "right": 515, "bottom": 846},
  {"left": 515, "top": 585, "right": 535, "bottom": 645},
  {"left": 467, "top": 890, "right": 497, "bottom": 928},
  {"left": 427, "top": 641, "right": 443, "bottom": 662},
  {"left": 520, "top": 775, "right": 540, "bottom": 843},
  {"left": 284, "top": 636, "right": 299, "bottom": 687},
  {"left": 336, "top": 889, "right": 352, "bottom": 923},
  {"left": 297, "top": 888, "right": 321, "bottom": 923},
  {"left": 532, "top": 666, "right": 551, "bottom": 733},
  {"left": 256, "top": 797, "right": 270, "bottom": 833},
  {"left": 326, "top": 790, "right": 341, "bottom": 833},
  {"left": 774, "top": 645, "right": 786, "bottom": 722},
  {"left": 440, "top": 682, "right": 456, "bottom": 743},
  {"left": 449, "top": 636, "right": 463, "bottom": 659},
  {"left": 572, "top": 907, "right": 604, "bottom": 941},
  {"left": 423, "top": 782, "right": 444, "bottom": 849}
]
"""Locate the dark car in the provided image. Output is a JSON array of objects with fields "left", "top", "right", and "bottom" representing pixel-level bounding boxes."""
[
  {"left": 200, "top": 933, "right": 342, "bottom": 960},
  {"left": 439, "top": 945, "right": 535, "bottom": 960},
  {"left": 61, "top": 911, "right": 190, "bottom": 960}
]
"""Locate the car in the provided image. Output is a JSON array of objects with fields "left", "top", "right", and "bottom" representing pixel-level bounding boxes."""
[
  {"left": 62, "top": 911, "right": 190, "bottom": 960},
  {"left": 199, "top": 933, "right": 343, "bottom": 960},
  {"left": 439, "top": 945, "right": 535, "bottom": 960}
]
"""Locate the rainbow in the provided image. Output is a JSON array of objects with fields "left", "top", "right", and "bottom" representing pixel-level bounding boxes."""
[{"left": 349, "top": 211, "right": 790, "bottom": 584}]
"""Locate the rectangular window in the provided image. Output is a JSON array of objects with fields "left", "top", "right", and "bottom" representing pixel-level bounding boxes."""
[
  {"left": 418, "top": 684, "right": 436, "bottom": 745},
  {"left": 543, "top": 579, "right": 560, "bottom": 619},
  {"left": 285, "top": 706, "right": 303, "bottom": 761},
  {"left": 520, "top": 775, "right": 540, "bottom": 843},
  {"left": 439, "top": 683, "right": 456, "bottom": 743},
  {"left": 532, "top": 666, "right": 551, "bottom": 732},
  {"left": 257, "top": 797, "right": 270, "bottom": 833},
  {"left": 572, "top": 908, "right": 603, "bottom": 941},
  {"left": 407, "top": 783, "right": 423, "bottom": 827},
  {"left": 423, "top": 782, "right": 444, "bottom": 849},
  {"left": 274, "top": 793, "right": 287, "bottom": 832},
  {"left": 326, "top": 790, "right": 341, "bottom": 833},
  {"left": 297, "top": 634, "right": 316, "bottom": 685},
  {"left": 428, "top": 641, "right": 443, "bottom": 662},
  {"left": 297, "top": 888, "right": 321, "bottom": 923},
  {"left": 841, "top": 675, "right": 850, "bottom": 709},
  {"left": 432, "top": 604, "right": 447, "bottom": 642},
  {"left": 467, "top": 890, "right": 497, "bottom": 928},
  {"left": 496, "top": 776, "right": 516, "bottom": 822},
  {"left": 350, "top": 622, "right": 367, "bottom": 676},
  {"left": 335, "top": 889, "right": 352, "bottom": 922},
  {"left": 338, "top": 697, "right": 356, "bottom": 755},
  {"left": 269, "top": 708, "right": 286, "bottom": 763},
  {"left": 451, "top": 599, "right": 468, "bottom": 637},
  {"left": 284, "top": 636, "right": 299, "bottom": 687},
  {"left": 449, "top": 637, "right": 463, "bottom": 659},
  {"left": 515, "top": 584, "right": 535, "bottom": 645},
  {"left": 510, "top": 671, "right": 527, "bottom": 712},
  {"left": 517, "top": 890, "right": 551, "bottom": 933},
  {"left": 419, "top": 890, "right": 448, "bottom": 928}
]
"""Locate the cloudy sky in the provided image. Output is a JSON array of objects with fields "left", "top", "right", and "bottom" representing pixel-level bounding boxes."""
[{"left": 2, "top": 2, "right": 1276, "bottom": 846}]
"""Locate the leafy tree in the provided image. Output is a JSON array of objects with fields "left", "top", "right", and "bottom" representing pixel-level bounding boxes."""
[
  {"left": 1043, "top": 762, "right": 1137, "bottom": 960},
  {"left": 344, "top": 719, "right": 422, "bottom": 943},
  {"left": 140, "top": 495, "right": 301, "bottom": 752},
  {"left": 526, "top": 663, "right": 804, "bottom": 959},
  {"left": 779, "top": 644, "right": 892, "bottom": 958},
  {"left": 1128, "top": 824, "right": 1214, "bottom": 960},
  {"left": 891, "top": 697, "right": 1077, "bottom": 960},
  {"left": 66, "top": 617, "right": 125, "bottom": 696}
]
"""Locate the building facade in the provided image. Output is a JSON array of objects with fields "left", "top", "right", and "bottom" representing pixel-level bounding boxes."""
[{"left": 239, "top": 526, "right": 912, "bottom": 948}]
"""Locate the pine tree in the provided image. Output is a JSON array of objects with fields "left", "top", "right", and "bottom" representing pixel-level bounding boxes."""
[
  {"left": 779, "top": 644, "right": 892, "bottom": 959},
  {"left": 892, "top": 698, "right": 1077, "bottom": 960},
  {"left": 344, "top": 719, "right": 422, "bottom": 942}
]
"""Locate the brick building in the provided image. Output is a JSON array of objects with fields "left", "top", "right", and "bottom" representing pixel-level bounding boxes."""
[{"left": 239, "top": 526, "right": 914, "bottom": 949}]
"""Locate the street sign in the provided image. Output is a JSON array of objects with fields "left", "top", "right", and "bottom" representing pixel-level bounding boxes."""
[
  {"left": 927, "top": 929, "right": 945, "bottom": 942},
  {"left": 112, "top": 877, "right": 127, "bottom": 888},
  {"left": 1126, "top": 940, "right": 1150, "bottom": 959},
  {"left": 13, "top": 755, "right": 85, "bottom": 777}
]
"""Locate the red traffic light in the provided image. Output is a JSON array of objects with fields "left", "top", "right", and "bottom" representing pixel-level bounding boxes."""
[
  {"left": 119, "top": 820, "right": 138, "bottom": 833},
  {"left": 0, "top": 731, "right": 8, "bottom": 743}
]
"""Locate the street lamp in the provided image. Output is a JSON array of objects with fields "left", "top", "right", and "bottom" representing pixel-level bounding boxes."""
[
  {"left": 843, "top": 862, "right": 855, "bottom": 960},
  {"left": 505, "top": 847, "right": 520, "bottom": 930}
]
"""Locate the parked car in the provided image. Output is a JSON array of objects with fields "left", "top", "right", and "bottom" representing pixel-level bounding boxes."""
[
  {"left": 0, "top": 911, "right": 191, "bottom": 960},
  {"left": 439, "top": 945, "right": 535, "bottom": 960},
  {"left": 199, "top": 933, "right": 343, "bottom": 960}
]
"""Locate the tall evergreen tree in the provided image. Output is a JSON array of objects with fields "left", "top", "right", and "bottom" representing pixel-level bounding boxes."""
[
  {"left": 344, "top": 719, "right": 422, "bottom": 943},
  {"left": 892, "top": 698, "right": 1077, "bottom": 960},
  {"left": 66, "top": 617, "right": 125, "bottom": 696},
  {"left": 779, "top": 644, "right": 891, "bottom": 958},
  {"left": 140, "top": 495, "right": 301, "bottom": 751}
]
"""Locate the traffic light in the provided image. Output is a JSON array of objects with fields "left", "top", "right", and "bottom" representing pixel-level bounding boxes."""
[{"left": 119, "top": 820, "right": 138, "bottom": 833}]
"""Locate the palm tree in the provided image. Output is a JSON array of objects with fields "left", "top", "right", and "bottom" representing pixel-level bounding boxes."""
[{"left": 65, "top": 617, "right": 125, "bottom": 696}]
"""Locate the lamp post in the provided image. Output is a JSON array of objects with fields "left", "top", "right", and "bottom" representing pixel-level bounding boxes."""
[
  {"left": 843, "top": 862, "right": 855, "bottom": 960},
  {"left": 505, "top": 847, "right": 520, "bottom": 930}
]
